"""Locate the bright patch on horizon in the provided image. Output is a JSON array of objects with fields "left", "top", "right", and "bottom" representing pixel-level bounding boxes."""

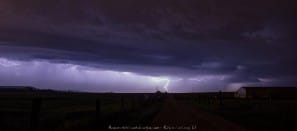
[{"left": 150, "top": 77, "right": 170, "bottom": 92}]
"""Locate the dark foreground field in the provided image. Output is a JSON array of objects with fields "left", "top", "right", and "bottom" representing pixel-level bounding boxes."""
[{"left": 0, "top": 91, "right": 297, "bottom": 131}]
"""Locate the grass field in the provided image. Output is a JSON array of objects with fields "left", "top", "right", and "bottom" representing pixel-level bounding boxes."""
[
  {"left": 0, "top": 91, "right": 165, "bottom": 131},
  {"left": 174, "top": 93, "right": 297, "bottom": 131},
  {"left": 1, "top": 91, "right": 297, "bottom": 131}
]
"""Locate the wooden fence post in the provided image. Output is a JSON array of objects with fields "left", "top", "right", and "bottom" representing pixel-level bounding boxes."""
[
  {"left": 219, "top": 91, "right": 223, "bottom": 107},
  {"left": 30, "top": 98, "right": 42, "bottom": 131},
  {"left": 121, "top": 96, "right": 125, "bottom": 111},
  {"left": 96, "top": 98, "right": 101, "bottom": 121},
  {"left": 132, "top": 96, "right": 136, "bottom": 110}
]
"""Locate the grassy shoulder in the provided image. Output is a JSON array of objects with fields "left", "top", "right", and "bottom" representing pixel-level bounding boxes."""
[
  {"left": 0, "top": 92, "right": 165, "bottom": 131},
  {"left": 175, "top": 96, "right": 297, "bottom": 131}
]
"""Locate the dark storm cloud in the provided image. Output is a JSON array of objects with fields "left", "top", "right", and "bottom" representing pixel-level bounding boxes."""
[{"left": 0, "top": 0, "right": 297, "bottom": 91}]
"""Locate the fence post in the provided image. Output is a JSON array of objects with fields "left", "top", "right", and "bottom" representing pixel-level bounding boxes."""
[
  {"left": 30, "top": 98, "right": 42, "bottom": 131},
  {"left": 121, "top": 96, "right": 125, "bottom": 111},
  {"left": 96, "top": 98, "right": 101, "bottom": 121},
  {"left": 219, "top": 91, "right": 223, "bottom": 106},
  {"left": 132, "top": 96, "right": 136, "bottom": 110}
]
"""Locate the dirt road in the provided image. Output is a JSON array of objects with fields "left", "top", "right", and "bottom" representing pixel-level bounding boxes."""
[{"left": 151, "top": 95, "right": 249, "bottom": 131}]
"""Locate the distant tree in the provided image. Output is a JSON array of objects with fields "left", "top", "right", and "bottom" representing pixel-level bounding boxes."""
[{"left": 155, "top": 90, "right": 162, "bottom": 94}]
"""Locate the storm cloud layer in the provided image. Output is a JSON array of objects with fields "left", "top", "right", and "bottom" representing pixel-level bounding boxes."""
[{"left": 0, "top": 0, "right": 296, "bottom": 92}]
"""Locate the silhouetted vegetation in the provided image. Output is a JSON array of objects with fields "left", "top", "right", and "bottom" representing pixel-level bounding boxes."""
[
  {"left": 1, "top": 88, "right": 297, "bottom": 131},
  {"left": 174, "top": 92, "right": 297, "bottom": 131},
  {"left": 0, "top": 90, "right": 165, "bottom": 131}
]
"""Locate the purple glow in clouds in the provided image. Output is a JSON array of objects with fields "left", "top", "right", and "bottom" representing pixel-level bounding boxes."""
[
  {"left": 0, "top": 57, "right": 276, "bottom": 92},
  {"left": 0, "top": 57, "right": 175, "bottom": 92}
]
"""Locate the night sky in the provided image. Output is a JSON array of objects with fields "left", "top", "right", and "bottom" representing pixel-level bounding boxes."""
[{"left": 0, "top": 0, "right": 296, "bottom": 92}]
